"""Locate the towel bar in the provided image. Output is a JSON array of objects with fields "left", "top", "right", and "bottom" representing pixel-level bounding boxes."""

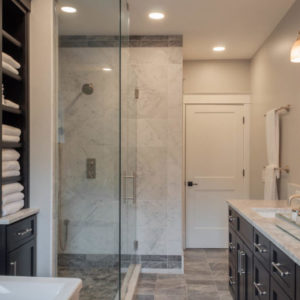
[
  {"left": 263, "top": 166, "right": 290, "bottom": 173},
  {"left": 264, "top": 105, "right": 291, "bottom": 116}
]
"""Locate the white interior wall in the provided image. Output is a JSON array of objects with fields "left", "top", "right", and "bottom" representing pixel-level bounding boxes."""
[
  {"left": 250, "top": 0, "right": 300, "bottom": 199},
  {"left": 30, "top": 0, "right": 56, "bottom": 276}
]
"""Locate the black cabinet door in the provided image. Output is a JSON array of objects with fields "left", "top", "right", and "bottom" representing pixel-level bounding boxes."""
[
  {"left": 270, "top": 277, "right": 291, "bottom": 300},
  {"left": 7, "top": 239, "right": 36, "bottom": 276},
  {"left": 253, "top": 257, "right": 270, "bottom": 300},
  {"left": 237, "top": 237, "right": 253, "bottom": 300},
  {"left": 229, "top": 228, "right": 237, "bottom": 264},
  {"left": 229, "top": 261, "right": 238, "bottom": 300},
  {"left": 244, "top": 243, "right": 253, "bottom": 300}
]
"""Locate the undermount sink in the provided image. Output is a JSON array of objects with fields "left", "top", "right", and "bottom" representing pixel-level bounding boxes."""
[
  {"left": 252, "top": 207, "right": 300, "bottom": 241},
  {"left": 252, "top": 207, "right": 291, "bottom": 219}
]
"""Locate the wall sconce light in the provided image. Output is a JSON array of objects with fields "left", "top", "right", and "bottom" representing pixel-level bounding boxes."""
[{"left": 290, "top": 32, "right": 300, "bottom": 63}]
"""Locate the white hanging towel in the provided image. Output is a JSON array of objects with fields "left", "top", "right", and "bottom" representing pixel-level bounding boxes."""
[{"left": 264, "top": 109, "right": 280, "bottom": 200}]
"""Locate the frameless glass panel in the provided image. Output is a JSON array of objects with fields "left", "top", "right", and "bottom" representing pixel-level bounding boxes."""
[
  {"left": 120, "top": 1, "right": 138, "bottom": 298},
  {"left": 55, "top": 1, "right": 124, "bottom": 299}
]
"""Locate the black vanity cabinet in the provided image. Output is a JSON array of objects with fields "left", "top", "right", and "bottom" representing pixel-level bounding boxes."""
[
  {"left": 228, "top": 206, "right": 298, "bottom": 300},
  {"left": 0, "top": 215, "right": 36, "bottom": 276}
]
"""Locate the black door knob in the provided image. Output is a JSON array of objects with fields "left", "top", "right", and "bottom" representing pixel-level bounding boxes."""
[{"left": 187, "top": 181, "right": 198, "bottom": 187}]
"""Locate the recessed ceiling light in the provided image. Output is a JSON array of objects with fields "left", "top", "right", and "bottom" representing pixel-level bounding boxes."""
[
  {"left": 149, "top": 12, "right": 165, "bottom": 20},
  {"left": 61, "top": 6, "right": 77, "bottom": 13},
  {"left": 102, "top": 67, "right": 112, "bottom": 72},
  {"left": 213, "top": 46, "right": 226, "bottom": 52}
]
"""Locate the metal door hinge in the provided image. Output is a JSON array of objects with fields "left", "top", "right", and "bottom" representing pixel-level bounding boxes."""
[
  {"left": 135, "top": 88, "right": 139, "bottom": 99},
  {"left": 242, "top": 116, "right": 245, "bottom": 124},
  {"left": 242, "top": 169, "right": 246, "bottom": 177},
  {"left": 134, "top": 240, "right": 138, "bottom": 251}
]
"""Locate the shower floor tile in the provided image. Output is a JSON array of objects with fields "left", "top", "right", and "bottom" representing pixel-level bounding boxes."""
[{"left": 135, "top": 249, "right": 232, "bottom": 300}]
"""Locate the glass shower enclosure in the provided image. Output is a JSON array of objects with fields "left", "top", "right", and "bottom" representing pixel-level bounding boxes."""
[{"left": 55, "top": 1, "right": 137, "bottom": 299}]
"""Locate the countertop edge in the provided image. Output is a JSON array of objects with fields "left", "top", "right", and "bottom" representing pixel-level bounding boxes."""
[
  {"left": 227, "top": 199, "right": 300, "bottom": 266},
  {"left": 0, "top": 208, "right": 40, "bottom": 225}
]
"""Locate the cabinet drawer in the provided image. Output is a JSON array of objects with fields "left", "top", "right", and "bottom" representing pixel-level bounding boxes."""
[
  {"left": 254, "top": 229, "right": 270, "bottom": 267},
  {"left": 237, "top": 214, "right": 253, "bottom": 249},
  {"left": 229, "top": 207, "right": 238, "bottom": 231},
  {"left": 7, "top": 216, "right": 36, "bottom": 252},
  {"left": 297, "top": 265, "right": 300, "bottom": 300},
  {"left": 254, "top": 257, "right": 270, "bottom": 300},
  {"left": 270, "top": 244, "right": 295, "bottom": 299},
  {"left": 229, "top": 228, "right": 237, "bottom": 264},
  {"left": 270, "top": 277, "right": 291, "bottom": 300}
]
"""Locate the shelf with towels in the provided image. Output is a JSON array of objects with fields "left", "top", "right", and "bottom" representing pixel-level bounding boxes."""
[
  {"left": 2, "top": 30, "right": 22, "bottom": 48},
  {"left": 0, "top": 0, "right": 30, "bottom": 221},
  {"left": 2, "top": 142, "right": 22, "bottom": 149},
  {"left": 2, "top": 176, "right": 21, "bottom": 184},
  {"left": 2, "top": 105, "right": 22, "bottom": 115}
]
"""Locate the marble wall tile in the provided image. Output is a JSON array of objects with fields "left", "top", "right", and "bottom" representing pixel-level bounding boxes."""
[{"left": 58, "top": 48, "right": 120, "bottom": 255}]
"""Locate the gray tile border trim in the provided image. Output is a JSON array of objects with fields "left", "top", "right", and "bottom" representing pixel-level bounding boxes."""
[
  {"left": 58, "top": 253, "right": 182, "bottom": 270},
  {"left": 59, "top": 35, "right": 183, "bottom": 48}
]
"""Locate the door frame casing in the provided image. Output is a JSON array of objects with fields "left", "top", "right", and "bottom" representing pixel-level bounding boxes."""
[{"left": 182, "top": 94, "right": 251, "bottom": 249}]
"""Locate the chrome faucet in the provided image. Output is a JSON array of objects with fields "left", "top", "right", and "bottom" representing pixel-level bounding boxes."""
[{"left": 288, "top": 194, "right": 300, "bottom": 206}]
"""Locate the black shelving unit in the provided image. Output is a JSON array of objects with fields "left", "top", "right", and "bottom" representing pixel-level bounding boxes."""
[{"left": 1, "top": 0, "right": 30, "bottom": 216}]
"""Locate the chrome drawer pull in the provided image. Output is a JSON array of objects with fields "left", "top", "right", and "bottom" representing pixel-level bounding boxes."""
[
  {"left": 254, "top": 282, "right": 267, "bottom": 296},
  {"left": 272, "top": 262, "right": 290, "bottom": 277},
  {"left": 229, "top": 243, "right": 235, "bottom": 251},
  {"left": 238, "top": 250, "right": 246, "bottom": 275},
  {"left": 229, "top": 216, "right": 236, "bottom": 223},
  {"left": 17, "top": 228, "right": 32, "bottom": 236},
  {"left": 229, "top": 276, "right": 236, "bottom": 286},
  {"left": 254, "top": 243, "right": 268, "bottom": 253}
]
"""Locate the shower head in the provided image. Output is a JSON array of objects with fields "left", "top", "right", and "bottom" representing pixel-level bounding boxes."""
[{"left": 81, "top": 83, "right": 94, "bottom": 95}]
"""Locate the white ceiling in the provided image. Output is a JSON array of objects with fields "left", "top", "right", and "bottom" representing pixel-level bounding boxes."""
[{"left": 58, "top": 0, "right": 295, "bottom": 60}]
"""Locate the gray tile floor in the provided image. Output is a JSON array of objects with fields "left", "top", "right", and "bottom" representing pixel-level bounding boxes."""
[{"left": 135, "top": 249, "right": 232, "bottom": 300}]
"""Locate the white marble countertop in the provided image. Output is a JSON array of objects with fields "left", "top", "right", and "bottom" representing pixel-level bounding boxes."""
[
  {"left": 0, "top": 208, "right": 39, "bottom": 225},
  {"left": 227, "top": 199, "right": 300, "bottom": 266}
]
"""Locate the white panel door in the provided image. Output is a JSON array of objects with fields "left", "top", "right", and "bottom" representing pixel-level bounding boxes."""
[{"left": 186, "top": 104, "right": 246, "bottom": 248}]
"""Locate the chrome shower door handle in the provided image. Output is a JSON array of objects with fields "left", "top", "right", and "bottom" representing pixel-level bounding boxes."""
[
  {"left": 133, "top": 171, "right": 137, "bottom": 204},
  {"left": 123, "top": 172, "right": 137, "bottom": 204},
  {"left": 10, "top": 261, "right": 17, "bottom": 276}
]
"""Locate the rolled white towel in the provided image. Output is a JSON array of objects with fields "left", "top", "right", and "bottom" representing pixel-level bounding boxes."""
[
  {"left": 2, "top": 149, "right": 20, "bottom": 161},
  {"left": 2, "top": 183, "right": 24, "bottom": 196},
  {"left": 2, "top": 124, "right": 21, "bottom": 137},
  {"left": 2, "top": 52, "right": 21, "bottom": 69},
  {"left": 2, "top": 192, "right": 24, "bottom": 205},
  {"left": 2, "top": 161, "right": 20, "bottom": 172},
  {"left": 2, "top": 61, "right": 19, "bottom": 75},
  {"left": 2, "top": 135, "right": 20, "bottom": 143},
  {"left": 3, "top": 99, "right": 20, "bottom": 109},
  {"left": 2, "top": 200, "right": 24, "bottom": 217},
  {"left": 2, "top": 170, "right": 20, "bottom": 178}
]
